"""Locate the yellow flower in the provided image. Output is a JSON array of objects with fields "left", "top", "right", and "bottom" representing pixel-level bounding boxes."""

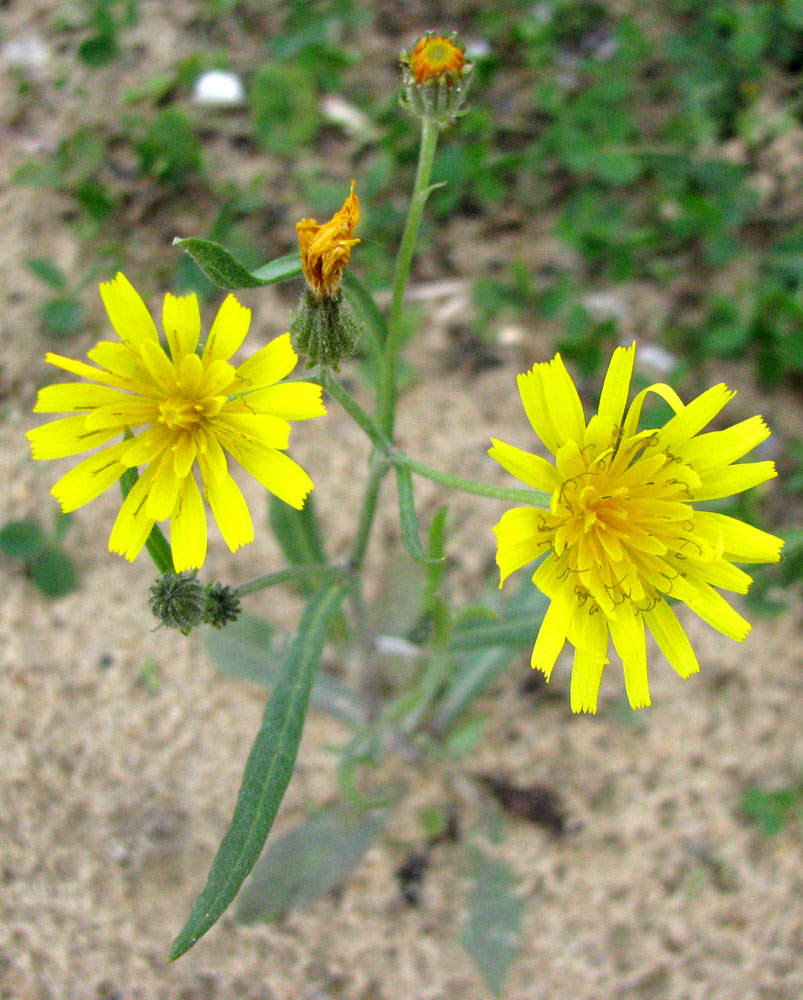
[
  {"left": 409, "top": 34, "right": 465, "bottom": 85},
  {"left": 491, "top": 343, "right": 783, "bottom": 713},
  {"left": 28, "top": 273, "right": 326, "bottom": 571},
  {"left": 296, "top": 181, "right": 359, "bottom": 300}
]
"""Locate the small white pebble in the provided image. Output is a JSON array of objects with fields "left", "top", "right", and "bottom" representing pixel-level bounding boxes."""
[
  {"left": 3, "top": 33, "right": 50, "bottom": 71},
  {"left": 192, "top": 69, "right": 245, "bottom": 106},
  {"left": 636, "top": 342, "right": 678, "bottom": 374}
]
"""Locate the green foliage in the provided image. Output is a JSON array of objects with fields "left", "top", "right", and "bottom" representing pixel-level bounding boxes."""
[
  {"left": 77, "top": 0, "right": 140, "bottom": 67},
  {"left": 170, "top": 581, "right": 349, "bottom": 959},
  {"left": 460, "top": 846, "right": 525, "bottom": 996},
  {"left": 134, "top": 108, "right": 203, "bottom": 185},
  {"left": 237, "top": 804, "right": 390, "bottom": 923},
  {"left": 0, "top": 514, "right": 78, "bottom": 598},
  {"left": 250, "top": 63, "right": 320, "bottom": 156},
  {"left": 742, "top": 783, "right": 803, "bottom": 835}
]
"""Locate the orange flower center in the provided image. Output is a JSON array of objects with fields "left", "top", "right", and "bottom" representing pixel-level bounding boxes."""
[{"left": 410, "top": 36, "right": 464, "bottom": 84}]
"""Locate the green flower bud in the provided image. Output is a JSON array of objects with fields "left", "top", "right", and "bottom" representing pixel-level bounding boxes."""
[
  {"left": 203, "top": 582, "right": 241, "bottom": 629},
  {"left": 290, "top": 288, "right": 361, "bottom": 371},
  {"left": 149, "top": 571, "right": 205, "bottom": 632},
  {"left": 399, "top": 32, "right": 474, "bottom": 129}
]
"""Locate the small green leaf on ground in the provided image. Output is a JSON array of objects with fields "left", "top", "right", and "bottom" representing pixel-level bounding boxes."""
[
  {"left": 460, "top": 846, "right": 524, "bottom": 997},
  {"left": 237, "top": 804, "right": 390, "bottom": 923}
]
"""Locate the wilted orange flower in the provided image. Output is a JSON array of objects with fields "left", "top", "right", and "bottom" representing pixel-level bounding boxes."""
[
  {"left": 296, "top": 181, "right": 359, "bottom": 300},
  {"left": 409, "top": 34, "right": 465, "bottom": 85}
]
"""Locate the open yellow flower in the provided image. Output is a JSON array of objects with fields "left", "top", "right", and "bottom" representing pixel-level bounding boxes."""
[
  {"left": 296, "top": 181, "right": 359, "bottom": 300},
  {"left": 491, "top": 343, "right": 783, "bottom": 713},
  {"left": 28, "top": 273, "right": 326, "bottom": 571}
]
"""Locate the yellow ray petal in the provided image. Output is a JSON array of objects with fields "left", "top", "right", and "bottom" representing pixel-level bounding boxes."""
[
  {"left": 83, "top": 397, "right": 159, "bottom": 431},
  {"left": 28, "top": 415, "right": 120, "bottom": 460},
  {"left": 214, "top": 412, "right": 291, "bottom": 450},
  {"left": 530, "top": 593, "right": 570, "bottom": 678},
  {"left": 162, "top": 292, "right": 201, "bottom": 365},
  {"left": 222, "top": 435, "right": 313, "bottom": 509},
  {"left": 699, "top": 512, "right": 783, "bottom": 564},
  {"left": 675, "top": 415, "right": 770, "bottom": 471},
  {"left": 492, "top": 507, "right": 549, "bottom": 586},
  {"left": 44, "top": 352, "right": 133, "bottom": 392},
  {"left": 99, "top": 272, "right": 159, "bottom": 349},
  {"left": 570, "top": 646, "right": 607, "bottom": 714},
  {"left": 645, "top": 599, "right": 699, "bottom": 678},
  {"left": 120, "top": 425, "right": 174, "bottom": 468},
  {"left": 33, "top": 382, "right": 128, "bottom": 414},
  {"left": 673, "top": 577, "right": 751, "bottom": 642},
  {"left": 233, "top": 332, "right": 297, "bottom": 389},
  {"left": 170, "top": 474, "right": 207, "bottom": 571},
  {"left": 200, "top": 463, "right": 254, "bottom": 553},
  {"left": 597, "top": 342, "right": 635, "bottom": 429},
  {"left": 140, "top": 339, "right": 179, "bottom": 393},
  {"left": 51, "top": 441, "right": 129, "bottom": 512},
  {"left": 517, "top": 366, "right": 561, "bottom": 454},
  {"left": 108, "top": 462, "right": 159, "bottom": 561},
  {"left": 203, "top": 294, "right": 251, "bottom": 364},
  {"left": 692, "top": 461, "right": 777, "bottom": 501},
  {"left": 656, "top": 384, "right": 735, "bottom": 449},
  {"left": 145, "top": 450, "right": 183, "bottom": 520},
  {"left": 488, "top": 438, "right": 560, "bottom": 492},
  {"left": 233, "top": 382, "right": 326, "bottom": 420},
  {"left": 609, "top": 606, "right": 650, "bottom": 708}
]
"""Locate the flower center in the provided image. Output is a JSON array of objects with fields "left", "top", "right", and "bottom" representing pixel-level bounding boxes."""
[
  {"left": 549, "top": 446, "right": 695, "bottom": 612},
  {"left": 158, "top": 394, "right": 223, "bottom": 431}
]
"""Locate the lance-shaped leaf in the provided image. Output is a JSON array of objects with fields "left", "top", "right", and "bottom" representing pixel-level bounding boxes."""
[
  {"left": 168, "top": 580, "right": 348, "bottom": 960},
  {"left": 237, "top": 804, "right": 391, "bottom": 923},
  {"left": 173, "top": 237, "right": 302, "bottom": 290},
  {"left": 460, "top": 846, "right": 524, "bottom": 996},
  {"left": 268, "top": 493, "right": 327, "bottom": 595},
  {"left": 396, "top": 466, "right": 445, "bottom": 566}
]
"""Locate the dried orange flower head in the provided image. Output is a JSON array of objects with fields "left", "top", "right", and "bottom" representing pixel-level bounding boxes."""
[
  {"left": 410, "top": 34, "right": 465, "bottom": 85},
  {"left": 296, "top": 181, "right": 360, "bottom": 300}
]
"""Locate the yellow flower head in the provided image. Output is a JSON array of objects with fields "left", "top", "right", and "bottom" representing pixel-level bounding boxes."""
[
  {"left": 491, "top": 343, "right": 783, "bottom": 714},
  {"left": 28, "top": 274, "right": 326, "bottom": 571},
  {"left": 409, "top": 34, "right": 465, "bottom": 85},
  {"left": 296, "top": 181, "right": 359, "bottom": 300}
]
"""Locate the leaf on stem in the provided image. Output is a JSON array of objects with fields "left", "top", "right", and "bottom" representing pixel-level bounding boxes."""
[
  {"left": 268, "top": 493, "right": 327, "bottom": 595},
  {"left": 396, "top": 466, "right": 446, "bottom": 566},
  {"left": 168, "top": 580, "right": 348, "bottom": 960},
  {"left": 172, "top": 238, "right": 302, "bottom": 290},
  {"left": 460, "top": 846, "right": 524, "bottom": 997},
  {"left": 237, "top": 804, "right": 391, "bottom": 923}
]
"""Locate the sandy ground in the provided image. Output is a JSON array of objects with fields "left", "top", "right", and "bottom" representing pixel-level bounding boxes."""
[{"left": 2, "top": 3, "right": 803, "bottom": 999}]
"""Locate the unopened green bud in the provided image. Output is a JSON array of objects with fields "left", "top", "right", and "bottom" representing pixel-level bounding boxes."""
[
  {"left": 203, "top": 582, "right": 241, "bottom": 629},
  {"left": 290, "top": 288, "right": 361, "bottom": 371},
  {"left": 400, "top": 32, "right": 474, "bottom": 128},
  {"left": 149, "top": 571, "right": 205, "bottom": 632}
]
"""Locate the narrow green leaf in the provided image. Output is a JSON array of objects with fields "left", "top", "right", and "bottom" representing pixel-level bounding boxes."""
[
  {"left": 0, "top": 520, "right": 47, "bottom": 560},
  {"left": 169, "top": 580, "right": 348, "bottom": 960},
  {"left": 460, "top": 846, "right": 524, "bottom": 996},
  {"left": 173, "top": 238, "right": 302, "bottom": 290},
  {"left": 27, "top": 258, "right": 67, "bottom": 290},
  {"left": 432, "top": 648, "right": 511, "bottom": 734},
  {"left": 396, "top": 466, "right": 445, "bottom": 566},
  {"left": 237, "top": 804, "right": 390, "bottom": 923},
  {"left": 448, "top": 588, "right": 548, "bottom": 652},
  {"left": 268, "top": 494, "right": 327, "bottom": 595},
  {"left": 119, "top": 465, "right": 174, "bottom": 575},
  {"left": 205, "top": 610, "right": 365, "bottom": 727}
]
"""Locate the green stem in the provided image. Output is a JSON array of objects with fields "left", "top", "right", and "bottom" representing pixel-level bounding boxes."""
[
  {"left": 378, "top": 116, "right": 440, "bottom": 437},
  {"left": 321, "top": 369, "right": 390, "bottom": 450},
  {"left": 346, "top": 451, "right": 390, "bottom": 571},
  {"left": 392, "top": 450, "right": 550, "bottom": 507},
  {"left": 236, "top": 564, "right": 344, "bottom": 597}
]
